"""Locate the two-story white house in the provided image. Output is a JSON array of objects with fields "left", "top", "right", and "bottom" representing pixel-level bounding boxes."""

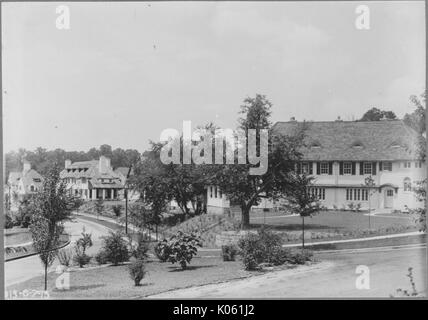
[
  {"left": 206, "top": 119, "right": 426, "bottom": 213},
  {"left": 60, "top": 156, "right": 124, "bottom": 200}
]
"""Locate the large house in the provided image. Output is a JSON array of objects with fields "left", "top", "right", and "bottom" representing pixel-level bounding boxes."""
[
  {"left": 6, "top": 160, "right": 44, "bottom": 205},
  {"left": 206, "top": 119, "right": 426, "bottom": 213},
  {"left": 60, "top": 156, "right": 124, "bottom": 200}
]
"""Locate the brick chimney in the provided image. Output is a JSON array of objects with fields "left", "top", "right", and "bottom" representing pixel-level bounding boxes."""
[
  {"left": 99, "top": 156, "right": 111, "bottom": 174},
  {"left": 290, "top": 117, "right": 296, "bottom": 122},
  {"left": 65, "top": 159, "right": 72, "bottom": 169}
]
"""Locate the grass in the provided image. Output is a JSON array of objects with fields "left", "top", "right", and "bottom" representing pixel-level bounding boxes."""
[{"left": 7, "top": 257, "right": 255, "bottom": 299}]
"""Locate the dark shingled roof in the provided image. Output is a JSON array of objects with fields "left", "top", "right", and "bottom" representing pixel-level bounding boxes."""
[{"left": 272, "top": 120, "right": 423, "bottom": 161}]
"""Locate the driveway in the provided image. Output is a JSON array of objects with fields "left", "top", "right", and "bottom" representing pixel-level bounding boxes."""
[
  {"left": 148, "top": 244, "right": 427, "bottom": 298},
  {"left": 5, "top": 217, "right": 112, "bottom": 287}
]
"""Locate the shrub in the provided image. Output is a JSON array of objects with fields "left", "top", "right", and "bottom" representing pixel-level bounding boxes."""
[
  {"left": 154, "top": 239, "right": 172, "bottom": 262},
  {"left": 100, "top": 231, "right": 129, "bottom": 266},
  {"left": 268, "top": 247, "right": 293, "bottom": 266},
  {"left": 128, "top": 259, "right": 146, "bottom": 286},
  {"left": 112, "top": 205, "right": 122, "bottom": 217},
  {"left": 221, "top": 245, "right": 238, "bottom": 261},
  {"left": 4, "top": 213, "right": 13, "bottom": 229},
  {"left": 128, "top": 233, "right": 150, "bottom": 260},
  {"left": 76, "top": 228, "right": 93, "bottom": 254},
  {"left": 238, "top": 233, "right": 265, "bottom": 270},
  {"left": 94, "top": 250, "right": 109, "bottom": 265},
  {"left": 347, "top": 202, "right": 355, "bottom": 211},
  {"left": 73, "top": 247, "right": 91, "bottom": 267},
  {"left": 167, "top": 231, "right": 201, "bottom": 270},
  {"left": 57, "top": 248, "right": 73, "bottom": 267},
  {"left": 355, "top": 203, "right": 362, "bottom": 212},
  {"left": 288, "top": 249, "right": 314, "bottom": 265}
]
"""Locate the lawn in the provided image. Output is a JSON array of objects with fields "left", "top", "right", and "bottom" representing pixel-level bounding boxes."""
[
  {"left": 6, "top": 257, "right": 256, "bottom": 299},
  {"left": 247, "top": 210, "right": 418, "bottom": 243},
  {"left": 5, "top": 228, "right": 33, "bottom": 246}
]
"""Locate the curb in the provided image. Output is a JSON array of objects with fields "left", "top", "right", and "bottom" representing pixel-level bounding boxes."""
[{"left": 5, "top": 239, "right": 71, "bottom": 262}]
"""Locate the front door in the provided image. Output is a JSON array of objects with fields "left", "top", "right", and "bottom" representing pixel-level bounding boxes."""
[{"left": 384, "top": 188, "right": 394, "bottom": 208}]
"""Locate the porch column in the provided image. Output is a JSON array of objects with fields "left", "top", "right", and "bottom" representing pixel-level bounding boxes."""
[
  {"left": 111, "top": 189, "right": 115, "bottom": 200},
  {"left": 102, "top": 189, "right": 106, "bottom": 200},
  {"left": 92, "top": 189, "right": 97, "bottom": 200}
]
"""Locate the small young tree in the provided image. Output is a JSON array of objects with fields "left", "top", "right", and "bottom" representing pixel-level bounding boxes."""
[
  {"left": 73, "top": 227, "right": 93, "bottom": 267},
  {"left": 364, "top": 175, "right": 377, "bottom": 229},
  {"left": 94, "top": 198, "right": 104, "bottom": 219},
  {"left": 29, "top": 166, "right": 76, "bottom": 291},
  {"left": 284, "top": 174, "right": 320, "bottom": 249},
  {"left": 99, "top": 231, "right": 129, "bottom": 266}
]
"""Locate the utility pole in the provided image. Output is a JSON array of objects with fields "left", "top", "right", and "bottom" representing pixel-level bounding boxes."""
[{"left": 125, "top": 165, "right": 132, "bottom": 235}]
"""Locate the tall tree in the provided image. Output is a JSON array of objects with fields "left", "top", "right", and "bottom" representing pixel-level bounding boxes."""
[
  {"left": 29, "top": 165, "right": 79, "bottom": 290},
  {"left": 403, "top": 90, "right": 426, "bottom": 135},
  {"left": 360, "top": 107, "right": 397, "bottom": 121},
  {"left": 212, "top": 94, "right": 306, "bottom": 229}
]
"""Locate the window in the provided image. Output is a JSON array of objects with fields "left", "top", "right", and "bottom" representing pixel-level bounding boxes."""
[
  {"left": 301, "top": 162, "right": 309, "bottom": 174},
  {"left": 219, "top": 189, "right": 223, "bottom": 198},
  {"left": 30, "top": 185, "right": 35, "bottom": 192},
  {"left": 363, "top": 162, "right": 372, "bottom": 175},
  {"left": 320, "top": 162, "right": 329, "bottom": 174},
  {"left": 346, "top": 188, "right": 368, "bottom": 201},
  {"left": 415, "top": 161, "right": 422, "bottom": 168},
  {"left": 214, "top": 187, "right": 218, "bottom": 198},
  {"left": 210, "top": 187, "right": 213, "bottom": 198},
  {"left": 343, "top": 162, "right": 352, "bottom": 175},
  {"left": 81, "top": 178, "right": 87, "bottom": 183},
  {"left": 387, "top": 190, "right": 394, "bottom": 197},
  {"left": 404, "top": 162, "right": 411, "bottom": 168},
  {"left": 403, "top": 178, "right": 412, "bottom": 192},
  {"left": 382, "top": 162, "right": 392, "bottom": 171},
  {"left": 309, "top": 188, "right": 325, "bottom": 200}
]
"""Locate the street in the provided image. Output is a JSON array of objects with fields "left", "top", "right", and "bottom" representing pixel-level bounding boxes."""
[{"left": 5, "top": 217, "right": 112, "bottom": 287}]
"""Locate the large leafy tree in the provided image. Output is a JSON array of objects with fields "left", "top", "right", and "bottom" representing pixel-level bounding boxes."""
[
  {"left": 212, "top": 94, "right": 307, "bottom": 229},
  {"left": 360, "top": 107, "right": 397, "bottom": 121},
  {"left": 29, "top": 165, "right": 79, "bottom": 290},
  {"left": 403, "top": 90, "right": 426, "bottom": 135}
]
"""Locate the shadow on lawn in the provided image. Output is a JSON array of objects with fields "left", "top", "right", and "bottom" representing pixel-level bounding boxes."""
[{"left": 167, "top": 265, "right": 216, "bottom": 272}]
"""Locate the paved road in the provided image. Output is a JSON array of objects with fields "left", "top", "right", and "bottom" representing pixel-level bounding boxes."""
[
  {"left": 5, "top": 217, "right": 112, "bottom": 287},
  {"left": 148, "top": 245, "right": 427, "bottom": 298}
]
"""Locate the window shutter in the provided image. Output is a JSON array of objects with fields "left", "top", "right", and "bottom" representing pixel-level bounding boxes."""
[
  {"left": 328, "top": 162, "right": 333, "bottom": 175},
  {"left": 352, "top": 162, "right": 356, "bottom": 175},
  {"left": 316, "top": 162, "right": 320, "bottom": 175},
  {"left": 339, "top": 162, "right": 343, "bottom": 175},
  {"left": 372, "top": 162, "right": 376, "bottom": 175},
  {"left": 379, "top": 162, "right": 383, "bottom": 171},
  {"left": 360, "top": 162, "right": 364, "bottom": 175},
  {"left": 309, "top": 162, "right": 313, "bottom": 175}
]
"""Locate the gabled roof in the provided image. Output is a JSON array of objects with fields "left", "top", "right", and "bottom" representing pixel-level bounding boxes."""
[
  {"left": 60, "top": 159, "right": 123, "bottom": 183},
  {"left": 272, "top": 120, "right": 424, "bottom": 161},
  {"left": 114, "top": 167, "right": 133, "bottom": 178},
  {"left": 8, "top": 169, "right": 43, "bottom": 191}
]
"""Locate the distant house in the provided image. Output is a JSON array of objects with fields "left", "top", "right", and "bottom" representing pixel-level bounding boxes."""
[
  {"left": 60, "top": 156, "right": 124, "bottom": 200},
  {"left": 206, "top": 120, "right": 426, "bottom": 213},
  {"left": 7, "top": 160, "right": 43, "bottom": 205}
]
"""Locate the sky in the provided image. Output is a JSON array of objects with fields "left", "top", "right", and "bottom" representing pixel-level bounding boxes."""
[{"left": 2, "top": 1, "right": 426, "bottom": 153}]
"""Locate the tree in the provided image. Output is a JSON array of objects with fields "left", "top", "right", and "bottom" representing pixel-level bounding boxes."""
[
  {"left": 94, "top": 198, "right": 104, "bottom": 219},
  {"left": 29, "top": 165, "right": 76, "bottom": 290},
  {"left": 364, "top": 175, "right": 377, "bottom": 229},
  {"left": 213, "top": 94, "right": 306, "bottom": 229},
  {"left": 284, "top": 174, "right": 320, "bottom": 249},
  {"left": 403, "top": 90, "right": 426, "bottom": 135},
  {"left": 360, "top": 107, "right": 397, "bottom": 121}
]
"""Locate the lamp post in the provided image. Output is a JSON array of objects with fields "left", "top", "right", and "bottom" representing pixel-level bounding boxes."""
[{"left": 364, "top": 176, "right": 376, "bottom": 230}]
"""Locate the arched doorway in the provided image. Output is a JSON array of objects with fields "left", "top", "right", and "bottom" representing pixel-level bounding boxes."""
[{"left": 384, "top": 188, "right": 394, "bottom": 208}]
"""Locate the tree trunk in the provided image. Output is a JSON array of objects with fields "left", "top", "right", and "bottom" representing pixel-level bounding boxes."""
[
  {"left": 44, "top": 263, "right": 48, "bottom": 291},
  {"left": 241, "top": 205, "right": 250, "bottom": 229},
  {"left": 302, "top": 216, "right": 305, "bottom": 251}
]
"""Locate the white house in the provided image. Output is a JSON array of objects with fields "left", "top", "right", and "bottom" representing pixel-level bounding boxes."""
[{"left": 206, "top": 119, "right": 426, "bottom": 213}]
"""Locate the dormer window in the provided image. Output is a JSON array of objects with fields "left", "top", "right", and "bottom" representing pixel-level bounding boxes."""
[
  {"left": 352, "top": 141, "right": 363, "bottom": 149},
  {"left": 310, "top": 141, "right": 321, "bottom": 149}
]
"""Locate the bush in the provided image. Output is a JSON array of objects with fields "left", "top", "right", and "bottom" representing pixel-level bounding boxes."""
[
  {"left": 57, "top": 248, "right": 73, "bottom": 267},
  {"left": 94, "top": 250, "right": 109, "bottom": 265},
  {"left": 288, "top": 249, "right": 314, "bottom": 265},
  {"left": 347, "top": 202, "right": 355, "bottom": 211},
  {"left": 154, "top": 240, "right": 172, "bottom": 262},
  {"left": 73, "top": 248, "right": 91, "bottom": 267},
  {"left": 100, "top": 231, "right": 129, "bottom": 266},
  {"left": 237, "top": 228, "right": 284, "bottom": 270},
  {"left": 166, "top": 231, "right": 201, "bottom": 270},
  {"left": 4, "top": 213, "right": 13, "bottom": 229},
  {"left": 355, "top": 203, "right": 362, "bottom": 212},
  {"left": 221, "top": 245, "right": 238, "bottom": 261},
  {"left": 112, "top": 205, "right": 122, "bottom": 217},
  {"left": 128, "top": 233, "right": 149, "bottom": 260},
  {"left": 128, "top": 259, "right": 146, "bottom": 286}
]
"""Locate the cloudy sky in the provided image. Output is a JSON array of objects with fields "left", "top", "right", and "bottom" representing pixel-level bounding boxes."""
[{"left": 2, "top": 1, "right": 425, "bottom": 153}]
